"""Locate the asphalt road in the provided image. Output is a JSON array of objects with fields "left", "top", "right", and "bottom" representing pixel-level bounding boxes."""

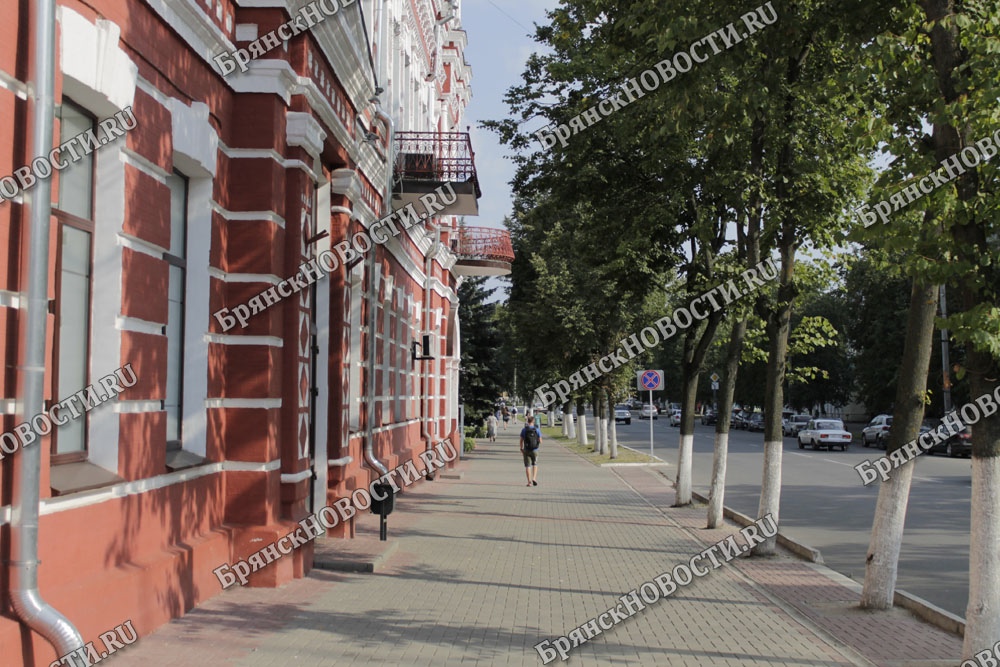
[{"left": 587, "top": 413, "right": 972, "bottom": 619}]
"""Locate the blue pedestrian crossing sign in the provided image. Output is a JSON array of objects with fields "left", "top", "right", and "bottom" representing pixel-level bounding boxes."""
[{"left": 637, "top": 370, "right": 664, "bottom": 391}]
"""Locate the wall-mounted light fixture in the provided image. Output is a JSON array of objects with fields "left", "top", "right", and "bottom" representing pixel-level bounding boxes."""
[{"left": 412, "top": 333, "right": 434, "bottom": 362}]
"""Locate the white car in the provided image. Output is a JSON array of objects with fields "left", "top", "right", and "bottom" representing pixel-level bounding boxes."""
[
  {"left": 782, "top": 414, "right": 812, "bottom": 436},
  {"left": 669, "top": 409, "right": 682, "bottom": 426},
  {"left": 639, "top": 404, "right": 658, "bottom": 420},
  {"left": 614, "top": 406, "right": 632, "bottom": 425},
  {"left": 798, "top": 419, "right": 852, "bottom": 451}
]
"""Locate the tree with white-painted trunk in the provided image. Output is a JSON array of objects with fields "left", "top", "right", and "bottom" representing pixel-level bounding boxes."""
[
  {"left": 590, "top": 390, "right": 601, "bottom": 453},
  {"left": 913, "top": 0, "right": 1000, "bottom": 653},
  {"left": 600, "top": 410, "right": 609, "bottom": 457},
  {"left": 709, "top": 118, "right": 762, "bottom": 528},
  {"left": 861, "top": 281, "right": 938, "bottom": 608},
  {"left": 608, "top": 389, "right": 618, "bottom": 459},
  {"left": 676, "top": 303, "right": 725, "bottom": 506},
  {"left": 708, "top": 316, "right": 748, "bottom": 528},
  {"left": 567, "top": 401, "right": 576, "bottom": 440},
  {"left": 578, "top": 402, "right": 588, "bottom": 447}
]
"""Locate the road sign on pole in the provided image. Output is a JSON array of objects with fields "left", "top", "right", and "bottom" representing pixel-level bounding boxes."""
[
  {"left": 710, "top": 372, "right": 720, "bottom": 383},
  {"left": 636, "top": 370, "right": 663, "bottom": 458},
  {"left": 637, "top": 370, "right": 664, "bottom": 391}
]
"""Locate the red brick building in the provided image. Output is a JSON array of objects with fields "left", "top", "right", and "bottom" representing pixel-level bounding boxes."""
[{"left": 0, "top": 0, "right": 511, "bottom": 662}]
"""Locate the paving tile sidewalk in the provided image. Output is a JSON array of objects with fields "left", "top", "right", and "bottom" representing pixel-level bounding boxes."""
[{"left": 108, "top": 427, "right": 964, "bottom": 667}]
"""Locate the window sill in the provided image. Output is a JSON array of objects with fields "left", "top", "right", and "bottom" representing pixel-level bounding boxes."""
[
  {"left": 50, "top": 461, "right": 126, "bottom": 497},
  {"left": 165, "top": 448, "right": 208, "bottom": 472}
]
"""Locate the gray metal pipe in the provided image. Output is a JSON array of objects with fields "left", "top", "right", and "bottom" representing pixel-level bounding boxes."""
[
  {"left": 420, "top": 226, "right": 442, "bottom": 464},
  {"left": 363, "top": 101, "right": 393, "bottom": 479},
  {"left": 11, "top": 0, "right": 85, "bottom": 657}
]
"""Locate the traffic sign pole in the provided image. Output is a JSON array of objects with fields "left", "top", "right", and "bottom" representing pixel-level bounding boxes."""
[
  {"left": 636, "top": 370, "right": 664, "bottom": 461},
  {"left": 649, "top": 389, "right": 654, "bottom": 458}
]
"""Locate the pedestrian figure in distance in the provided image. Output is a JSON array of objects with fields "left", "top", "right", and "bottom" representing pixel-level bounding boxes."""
[
  {"left": 511, "top": 406, "right": 518, "bottom": 424},
  {"left": 520, "top": 415, "right": 542, "bottom": 486},
  {"left": 487, "top": 412, "right": 498, "bottom": 442},
  {"left": 502, "top": 405, "right": 510, "bottom": 430}
]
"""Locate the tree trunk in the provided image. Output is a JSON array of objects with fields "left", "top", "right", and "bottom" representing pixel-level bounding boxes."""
[
  {"left": 601, "top": 414, "right": 609, "bottom": 457},
  {"left": 675, "top": 353, "right": 700, "bottom": 505},
  {"left": 578, "top": 397, "right": 588, "bottom": 447},
  {"left": 592, "top": 389, "right": 602, "bottom": 453},
  {"left": 607, "top": 389, "right": 618, "bottom": 458},
  {"left": 861, "top": 281, "right": 938, "bottom": 608},
  {"left": 917, "top": 0, "right": 1000, "bottom": 651},
  {"left": 965, "top": 397, "right": 1000, "bottom": 656},
  {"left": 567, "top": 400, "right": 576, "bottom": 439},
  {"left": 676, "top": 304, "right": 725, "bottom": 506},
  {"left": 708, "top": 317, "right": 749, "bottom": 528},
  {"left": 712, "top": 113, "right": 763, "bottom": 528},
  {"left": 753, "top": 241, "right": 795, "bottom": 557}
]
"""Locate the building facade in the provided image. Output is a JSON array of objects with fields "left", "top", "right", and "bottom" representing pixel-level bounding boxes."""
[{"left": 0, "top": 0, "right": 511, "bottom": 662}]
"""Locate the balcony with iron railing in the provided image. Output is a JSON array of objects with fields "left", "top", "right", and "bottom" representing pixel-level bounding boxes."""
[
  {"left": 450, "top": 225, "right": 514, "bottom": 276},
  {"left": 393, "top": 131, "right": 481, "bottom": 217}
]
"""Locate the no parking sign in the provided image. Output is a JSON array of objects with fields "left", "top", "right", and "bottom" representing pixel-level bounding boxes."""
[{"left": 637, "top": 370, "right": 664, "bottom": 391}]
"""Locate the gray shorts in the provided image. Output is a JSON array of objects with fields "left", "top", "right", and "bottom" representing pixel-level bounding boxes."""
[{"left": 522, "top": 449, "right": 537, "bottom": 467}]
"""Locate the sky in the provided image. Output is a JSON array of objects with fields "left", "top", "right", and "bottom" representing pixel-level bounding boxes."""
[{"left": 459, "top": 0, "right": 560, "bottom": 231}]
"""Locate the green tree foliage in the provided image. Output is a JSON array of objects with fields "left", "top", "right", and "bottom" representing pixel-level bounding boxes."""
[{"left": 458, "top": 277, "right": 504, "bottom": 419}]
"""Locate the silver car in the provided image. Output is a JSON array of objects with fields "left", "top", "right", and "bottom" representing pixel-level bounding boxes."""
[
  {"left": 782, "top": 414, "right": 812, "bottom": 436},
  {"left": 862, "top": 414, "right": 893, "bottom": 448}
]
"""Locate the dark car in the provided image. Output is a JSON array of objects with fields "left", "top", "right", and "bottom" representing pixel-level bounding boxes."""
[
  {"left": 747, "top": 413, "right": 765, "bottom": 432},
  {"left": 701, "top": 409, "right": 717, "bottom": 425},
  {"left": 731, "top": 410, "right": 750, "bottom": 430},
  {"left": 924, "top": 419, "right": 972, "bottom": 457}
]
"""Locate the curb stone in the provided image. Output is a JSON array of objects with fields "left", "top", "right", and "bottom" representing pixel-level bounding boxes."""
[{"left": 687, "top": 489, "right": 967, "bottom": 639}]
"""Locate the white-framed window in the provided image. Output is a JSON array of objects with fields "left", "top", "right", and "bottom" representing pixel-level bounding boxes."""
[
  {"left": 52, "top": 99, "right": 96, "bottom": 462},
  {"left": 164, "top": 171, "right": 188, "bottom": 448},
  {"left": 348, "top": 263, "right": 364, "bottom": 431}
]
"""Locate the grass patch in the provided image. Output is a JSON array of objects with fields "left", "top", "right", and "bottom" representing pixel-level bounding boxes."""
[{"left": 539, "top": 426, "right": 660, "bottom": 466}]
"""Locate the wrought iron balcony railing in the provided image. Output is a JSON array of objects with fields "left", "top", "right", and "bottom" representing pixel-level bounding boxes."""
[
  {"left": 450, "top": 226, "right": 514, "bottom": 276},
  {"left": 394, "top": 131, "right": 482, "bottom": 199}
]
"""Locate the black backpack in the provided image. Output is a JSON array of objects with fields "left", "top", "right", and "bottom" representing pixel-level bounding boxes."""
[{"left": 523, "top": 427, "right": 540, "bottom": 450}]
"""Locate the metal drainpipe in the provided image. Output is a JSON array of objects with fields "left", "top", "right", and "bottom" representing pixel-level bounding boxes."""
[
  {"left": 11, "top": 0, "right": 85, "bottom": 656},
  {"left": 421, "top": 225, "right": 442, "bottom": 468},
  {"left": 364, "top": 102, "right": 393, "bottom": 479}
]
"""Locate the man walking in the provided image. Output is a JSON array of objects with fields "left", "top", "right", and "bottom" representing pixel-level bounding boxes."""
[{"left": 520, "top": 415, "right": 542, "bottom": 487}]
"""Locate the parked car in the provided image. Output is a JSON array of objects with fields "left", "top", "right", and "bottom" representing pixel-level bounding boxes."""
[
  {"left": 731, "top": 410, "right": 750, "bottom": 430},
  {"left": 747, "top": 413, "right": 765, "bottom": 432},
  {"left": 701, "top": 409, "right": 717, "bottom": 425},
  {"left": 862, "top": 414, "right": 893, "bottom": 448},
  {"left": 640, "top": 404, "right": 659, "bottom": 420},
  {"left": 923, "top": 419, "right": 972, "bottom": 457},
  {"left": 614, "top": 405, "right": 632, "bottom": 425},
  {"left": 798, "top": 419, "right": 852, "bottom": 451},
  {"left": 782, "top": 414, "right": 811, "bottom": 436},
  {"left": 669, "top": 409, "right": 682, "bottom": 426}
]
